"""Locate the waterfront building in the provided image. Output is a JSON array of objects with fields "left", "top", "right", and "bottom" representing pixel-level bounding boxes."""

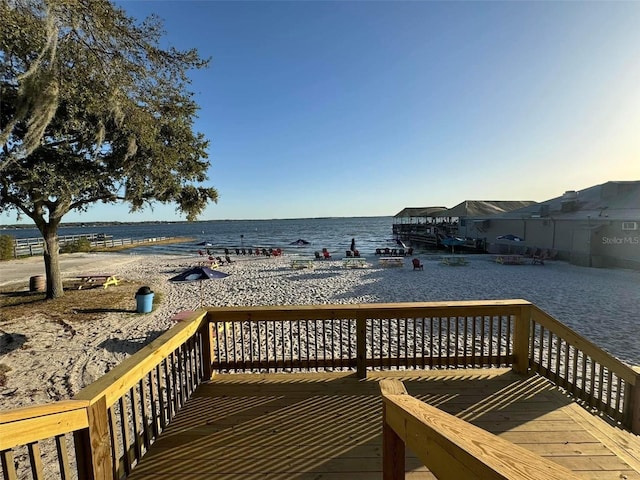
[{"left": 457, "top": 180, "right": 640, "bottom": 269}]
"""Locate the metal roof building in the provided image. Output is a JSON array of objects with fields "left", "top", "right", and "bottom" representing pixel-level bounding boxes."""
[{"left": 456, "top": 181, "right": 640, "bottom": 269}]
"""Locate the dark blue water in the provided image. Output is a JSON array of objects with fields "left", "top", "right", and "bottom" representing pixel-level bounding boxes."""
[{"left": 2, "top": 217, "right": 402, "bottom": 257}]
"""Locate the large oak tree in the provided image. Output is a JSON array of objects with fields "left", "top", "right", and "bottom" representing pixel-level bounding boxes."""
[{"left": 0, "top": 0, "right": 218, "bottom": 298}]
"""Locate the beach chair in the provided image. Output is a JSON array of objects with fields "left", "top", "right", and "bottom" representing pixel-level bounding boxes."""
[
  {"left": 412, "top": 258, "right": 424, "bottom": 271},
  {"left": 225, "top": 255, "right": 233, "bottom": 264},
  {"left": 314, "top": 251, "right": 322, "bottom": 260},
  {"left": 346, "top": 250, "right": 353, "bottom": 257},
  {"left": 375, "top": 248, "right": 382, "bottom": 255},
  {"left": 532, "top": 249, "right": 548, "bottom": 265}
]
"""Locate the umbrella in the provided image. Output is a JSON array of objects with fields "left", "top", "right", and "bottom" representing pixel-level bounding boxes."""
[
  {"left": 169, "top": 266, "right": 230, "bottom": 307},
  {"left": 441, "top": 236, "right": 466, "bottom": 253},
  {"left": 496, "top": 234, "right": 524, "bottom": 242},
  {"left": 169, "top": 266, "right": 229, "bottom": 282},
  {"left": 289, "top": 239, "right": 310, "bottom": 246},
  {"left": 496, "top": 234, "right": 524, "bottom": 254}
]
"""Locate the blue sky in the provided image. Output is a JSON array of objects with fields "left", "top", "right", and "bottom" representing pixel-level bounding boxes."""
[{"left": 5, "top": 1, "right": 640, "bottom": 224}]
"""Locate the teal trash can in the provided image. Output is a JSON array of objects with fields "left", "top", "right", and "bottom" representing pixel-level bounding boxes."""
[{"left": 135, "top": 286, "right": 154, "bottom": 313}]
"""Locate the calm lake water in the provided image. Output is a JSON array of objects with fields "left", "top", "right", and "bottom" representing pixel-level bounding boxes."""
[{"left": 2, "top": 217, "right": 399, "bottom": 257}]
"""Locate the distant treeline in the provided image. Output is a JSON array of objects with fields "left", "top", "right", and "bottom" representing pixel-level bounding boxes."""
[{"left": 0, "top": 220, "right": 211, "bottom": 230}]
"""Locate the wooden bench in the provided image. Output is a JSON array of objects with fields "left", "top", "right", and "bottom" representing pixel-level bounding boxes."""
[{"left": 74, "top": 274, "right": 119, "bottom": 289}]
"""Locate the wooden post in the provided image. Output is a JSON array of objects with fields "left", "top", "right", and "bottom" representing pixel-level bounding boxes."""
[
  {"left": 511, "top": 305, "right": 531, "bottom": 375},
  {"left": 381, "top": 379, "right": 407, "bottom": 480},
  {"left": 73, "top": 396, "right": 111, "bottom": 480},
  {"left": 356, "top": 313, "right": 367, "bottom": 379},
  {"left": 383, "top": 402, "right": 405, "bottom": 480},
  {"left": 199, "top": 320, "right": 215, "bottom": 380},
  {"left": 631, "top": 384, "right": 640, "bottom": 435},
  {"left": 626, "top": 368, "right": 640, "bottom": 434}
]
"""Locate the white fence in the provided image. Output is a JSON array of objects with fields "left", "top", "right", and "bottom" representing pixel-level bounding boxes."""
[{"left": 10, "top": 234, "right": 171, "bottom": 257}]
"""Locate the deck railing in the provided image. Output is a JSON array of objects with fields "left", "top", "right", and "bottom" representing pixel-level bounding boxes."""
[
  {"left": 380, "top": 378, "right": 581, "bottom": 480},
  {"left": 0, "top": 311, "right": 211, "bottom": 480},
  {"left": 1, "top": 300, "right": 638, "bottom": 480},
  {"left": 207, "top": 301, "right": 638, "bottom": 432},
  {"left": 208, "top": 300, "right": 523, "bottom": 375},
  {"left": 529, "top": 305, "right": 639, "bottom": 432}
]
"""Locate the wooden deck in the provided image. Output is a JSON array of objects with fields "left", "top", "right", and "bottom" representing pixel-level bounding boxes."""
[{"left": 127, "top": 368, "right": 640, "bottom": 479}]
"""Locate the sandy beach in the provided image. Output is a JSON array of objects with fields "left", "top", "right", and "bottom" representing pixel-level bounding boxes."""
[{"left": 1, "top": 251, "right": 639, "bottom": 412}]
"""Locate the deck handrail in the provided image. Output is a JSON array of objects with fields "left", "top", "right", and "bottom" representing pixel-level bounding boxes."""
[
  {"left": 206, "top": 299, "right": 530, "bottom": 376},
  {"left": 73, "top": 311, "right": 209, "bottom": 406},
  {"left": 204, "top": 301, "right": 640, "bottom": 432},
  {"left": 0, "top": 310, "right": 209, "bottom": 480},
  {"left": 1, "top": 300, "right": 638, "bottom": 480},
  {"left": 0, "top": 401, "right": 90, "bottom": 449},
  {"left": 528, "top": 305, "right": 640, "bottom": 433},
  {"left": 380, "top": 379, "right": 582, "bottom": 480}
]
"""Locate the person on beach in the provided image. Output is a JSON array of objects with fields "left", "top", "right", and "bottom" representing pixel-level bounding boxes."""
[{"left": 350, "top": 238, "right": 356, "bottom": 252}]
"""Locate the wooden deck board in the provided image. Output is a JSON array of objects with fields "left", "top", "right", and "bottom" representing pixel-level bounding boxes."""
[{"left": 127, "top": 368, "right": 640, "bottom": 479}]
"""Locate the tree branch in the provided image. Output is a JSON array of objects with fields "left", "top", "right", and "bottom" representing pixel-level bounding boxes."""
[{"left": 68, "top": 194, "right": 125, "bottom": 212}]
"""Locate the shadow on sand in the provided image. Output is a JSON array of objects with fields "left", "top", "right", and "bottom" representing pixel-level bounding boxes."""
[
  {"left": 98, "top": 330, "right": 165, "bottom": 354},
  {"left": 0, "top": 332, "right": 28, "bottom": 354}
]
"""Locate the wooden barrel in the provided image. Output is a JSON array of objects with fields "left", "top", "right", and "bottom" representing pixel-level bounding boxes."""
[{"left": 29, "top": 275, "right": 45, "bottom": 292}]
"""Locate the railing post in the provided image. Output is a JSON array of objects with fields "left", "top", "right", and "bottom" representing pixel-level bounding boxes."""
[
  {"left": 383, "top": 402, "right": 405, "bottom": 480},
  {"left": 626, "top": 368, "right": 640, "bottom": 434},
  {"left": 512, "top": 305, "right": 532, "bottom": 375},
  {"left": 73, "top": 395, "right": 111, "bottom": 480},
  {"left": 200, "top": 319, "right": 215, "bottom": 379},
  {"left": 381, "top": 379, "right": 407, "bottom": 480},
  {"left": 356, "top": 313, "right": 367, "bottom": 379}
]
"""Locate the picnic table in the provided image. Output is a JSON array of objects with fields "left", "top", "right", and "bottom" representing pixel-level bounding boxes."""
[
  {"left": 493, "top": 254, "right": 524, "bottom": 265},
  {"left": 441, "top": 256, "right": 468, "bottom": 266},
  {"left": 379, "top": 257, "right": 404, "bottom": 268},
  {"left": 74, "top": 274, "right": 119, "bottom": 289},
  {"left": 291, "top": 259, "right": 315, "bottom": 270},
  {"left": 342, "top": 257, "right": 368, "bottom": 268}
]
